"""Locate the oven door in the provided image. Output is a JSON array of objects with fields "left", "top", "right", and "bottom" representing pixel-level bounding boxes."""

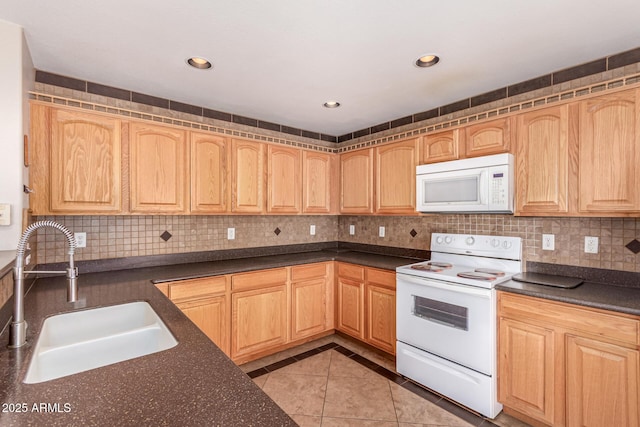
[{"left": 396, "top": 272, "right": 495, "bottom": 375}]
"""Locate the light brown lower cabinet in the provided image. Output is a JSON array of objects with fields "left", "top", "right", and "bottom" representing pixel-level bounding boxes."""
[
  {"left": 336, "top": 262, "right": 396, "bottom": 355},
  {"left": 158, "top": 262, "right": 396, "bottom": 364},
  {"left": 498, "top": 291, "right": 640, "bottom": 427},
  {"left": 365, "top": 268, "right": 396, "bottom": 355},
  {"left": 290, "top": 263, "right": 334, "bottom": 341},
  {"left": 231, "top": 268, "right": 289, "bottom": 362},
  {"left": 157, "top": 276, "right": 230, "bottom": 356}
]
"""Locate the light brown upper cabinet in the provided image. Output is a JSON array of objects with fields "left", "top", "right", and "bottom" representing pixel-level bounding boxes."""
[
  {"left": 515, "top": 105, "right": 570, "bottom": 215},
  {"left": 340, "top": 148, "right": 374, "bottom": 214},
  {"left": 420, "top": 129, "right": 461, "bottom": 164},
  {"left": 375, "top": 138, "right": 418, "bottom": 214},
  {"left": 464, "top": 117, "right": 512, "bottom": 157},
  {"left": 577, "top": 88, "right": 640, "bottom": 213},
  {"left": 267, "top": 145, "right": 301, "bottom": 213},
  {"left": 231, "top": 139, "right": 265, "bottom": 213},
  {"left": 30, "top": 104, "right": 122, "bottom": 214},
  {"left": 190, "top": 133, "right": 229, "bottom": 213},
  {"left": 302, "top": 150, "right": 336, "bottom": 214},
  {"left": 129, "top": 122, "right": 188, "bottom": 213}
]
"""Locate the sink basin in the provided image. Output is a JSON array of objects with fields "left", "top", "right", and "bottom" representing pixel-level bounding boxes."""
[{"left": 24, "top": 302, "right": 177, "bottom": 384}]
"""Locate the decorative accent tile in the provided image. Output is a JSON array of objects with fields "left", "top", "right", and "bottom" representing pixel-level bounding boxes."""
[
  {"left": 625, "top": 239, "right": 640, "bottom": 254},
  {"left": 274, "top": 227, "right": 281, "bottom": 236},
  {"left": 410, "top": 229, "right": 418, "bottom": 238},
  {"left": 160, "top": 231, "right": 172, "bottom": 242}
]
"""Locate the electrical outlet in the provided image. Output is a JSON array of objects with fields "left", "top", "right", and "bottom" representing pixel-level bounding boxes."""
[
  {"left": 349, "top": 225, "right": 355, "bottom": 235},
  {"left": 74, "top": 232, "right": 87, "bottom": 248},
  {"left": 227, "top": 228, "right": 235, "bottom": 240},
  {"left": 584, "top": 236, "right": 599, "bottom": 254},
  {"left": 310, "top": 225, "right": 316, "bottom": 235},
  {"left": 542, "top": 234, "right": 555, "bottom": 251},
  {"left": 0, "top": 203, "right": 10, "bottom": 226},
  {"left": 379, "top": 226, "right": 385, "bottom": 237}
]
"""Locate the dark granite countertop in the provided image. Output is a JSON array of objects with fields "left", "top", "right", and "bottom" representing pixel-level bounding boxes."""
[
  {"left": 496, "top": 279, "right": 640, "bottom": 317},
  {"left": 0, "top": 249, "right": 420, "bottom": 426}
]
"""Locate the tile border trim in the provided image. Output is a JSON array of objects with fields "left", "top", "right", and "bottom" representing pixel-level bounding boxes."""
[
  {"left": 32, "top": 70, "right": 640, "bottom": 156},
  {"left": 29, "top": 91, "right": 338, "bottom": 154},
  {"left": 245, "top": 342, "right": 497, "bottom": 427}
]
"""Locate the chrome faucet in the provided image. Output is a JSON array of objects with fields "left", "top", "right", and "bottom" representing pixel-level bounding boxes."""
[{"left": 9, "top": 220, "right": 79, "bottom": 348}]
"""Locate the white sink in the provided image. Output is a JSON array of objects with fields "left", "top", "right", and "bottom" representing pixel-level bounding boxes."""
[{"left": 24, "top": 302, "right": 177, "bottom": 384}]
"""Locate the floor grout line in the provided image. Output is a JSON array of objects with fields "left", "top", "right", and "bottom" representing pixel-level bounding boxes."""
[{"left": 245, "top": 341, "right": 495, "bottom": 427}]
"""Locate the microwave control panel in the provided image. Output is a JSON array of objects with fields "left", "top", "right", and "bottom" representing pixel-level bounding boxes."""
[{"left": 488, "top": 165, "right": 510, "bottom": 209}]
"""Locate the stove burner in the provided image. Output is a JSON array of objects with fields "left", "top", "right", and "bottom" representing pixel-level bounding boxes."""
[
  {"left": 474, "top": 268, "right": 505, "bottom": 277},
  {"left": 426, "top": 261, "right": 453, "bottom": 269},
  {"left": 411, "top": 264, "right": 443, "bottom": 272},
  {"left": 457, "top": 271, "right": 497, "bottom": 281}
]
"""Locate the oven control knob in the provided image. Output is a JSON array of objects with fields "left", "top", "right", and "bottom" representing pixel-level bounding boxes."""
[
  {"left": 435, "top": 236, "right": 444, "bottom": 244},
  {"left": 465, "top": 237, "right": 475, "bottom": 245},
  {"left": 444, "top": 236, "right": 452, "bottom": 244},
  {"left": 502, "top": 241, "right": 512, "bottom": 249},
  {"left": 491, "top": 239, "right": 500, "bottom": 248}
]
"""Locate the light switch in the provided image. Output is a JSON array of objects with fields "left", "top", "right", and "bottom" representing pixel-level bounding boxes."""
[
  {"left": 379, "top": 226, "right": 385, "bottom": 237},
  {"left": 310, "top": 225, "right": 316, "bottom": 235},
  {"left": 0, "top": 204, "right": 10, "bottom": 226},
  {"left": 349, "top": 225, "right": 355, "bottom": 235}
]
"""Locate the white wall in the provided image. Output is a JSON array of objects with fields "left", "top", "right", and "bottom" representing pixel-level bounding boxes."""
[{"left": 0, "top": 19, "right": 34, "bottom": 250}]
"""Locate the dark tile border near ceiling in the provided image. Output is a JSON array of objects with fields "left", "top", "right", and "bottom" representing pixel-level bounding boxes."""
[{"left": 35, "top": 46, "right": 640, "bottom": 144}]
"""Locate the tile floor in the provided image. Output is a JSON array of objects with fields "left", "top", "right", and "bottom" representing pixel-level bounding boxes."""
[{"left": 239, "top": 335, "right": 531, "bottom": 427}]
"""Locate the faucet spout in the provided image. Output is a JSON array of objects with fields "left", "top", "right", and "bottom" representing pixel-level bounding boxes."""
[{"left": 9, "top": 221, "right": 79, "bottom": 348}]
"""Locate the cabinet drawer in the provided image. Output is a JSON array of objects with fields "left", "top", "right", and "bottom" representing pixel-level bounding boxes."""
[
  {"left": 499, "top": 292, "right": 640, "bottom": 346},
  {"left": 366, "top": 268, "right": 395, "bottom": 289},
  {"left": 338, "top": 263, "right": 364, "bottom": 281},
  {"left": 291, "top": 263, "right": 327, "bottom": 281},
  {"left": 232, "top": 267, "right": 288, "bottom": 291},
  {"left": 168, "top": 276, "right": 227, "bottom": 301}
]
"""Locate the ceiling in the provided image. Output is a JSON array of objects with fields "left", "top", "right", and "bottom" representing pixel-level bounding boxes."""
[{"left": 2, "top": 1, "right": 640, "bottom": 136}]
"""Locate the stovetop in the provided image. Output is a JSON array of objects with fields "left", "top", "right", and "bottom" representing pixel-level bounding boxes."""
[{"left": 396, "top": 233, "right": 523, "bottom": 289}]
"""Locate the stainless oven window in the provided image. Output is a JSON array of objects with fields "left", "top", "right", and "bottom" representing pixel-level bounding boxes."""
[
  {"left": 411, "top": 295, "right": 468, "bottom": 330},
  {"left": 423, "top": 176, "right": 479, "bottom": 203}
]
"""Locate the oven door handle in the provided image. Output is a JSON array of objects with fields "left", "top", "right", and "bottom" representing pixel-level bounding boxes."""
[{"left": 397, "top": 273, "right": 491, "bottom": 298}]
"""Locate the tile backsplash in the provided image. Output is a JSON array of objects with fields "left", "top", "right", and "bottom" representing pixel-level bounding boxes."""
[
  {"left": 338, "top": 215, "right": 640, "bottom": 273},
  {"left": 35, "top": 215, "right": 338, "bottom": 264},
  {"left": 34, "top": 214, "right": 640, "bottom": 274}
]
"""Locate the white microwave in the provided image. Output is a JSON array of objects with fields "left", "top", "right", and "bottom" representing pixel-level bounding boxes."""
[{"left": 416, "top": 153, "right": 514, "bottom": 213}]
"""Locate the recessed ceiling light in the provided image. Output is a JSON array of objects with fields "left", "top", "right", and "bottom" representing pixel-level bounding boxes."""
[
  {"left": 323, "top": 101, "right": 341, "bottom": 108},
  {"left": 415, "top": 54, "right": 440, "bottom": 68},
  {"left": 186, "top": 57, "right": 212, "bottom": 70}
]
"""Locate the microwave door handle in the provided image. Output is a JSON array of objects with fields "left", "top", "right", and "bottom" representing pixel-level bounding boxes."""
[{"left": 478, "top": 170, "right": 488, "bottom": 205}]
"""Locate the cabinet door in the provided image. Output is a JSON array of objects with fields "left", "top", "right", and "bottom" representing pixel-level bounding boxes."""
[
  {"left": 291, "top": 278, "right": 327, "bottom": 340},
  {"left": 49, "top": 108, "right": 122, "bottom": 213},
  {"left": 129, "top": 122, "right": 188, "bottom": 213},
  {"left": 375, "top": 139, "right": 418, "bottom": 214},
  {"left": 498, "top": 318, "right": 557, "bottom": 426},
  {"left": 515, "top": 105, "right": 570, "bottom": 215},
  {"left": 302, "top": 150, "right": 333, "bottom": 213},
  {"left": 578, "top": 89, "right": 640, "bottom": 213},
  {"left": 366, "top": 284, "right": 395, "bottom": 354},
  {"left": 231, "top": 285, "right": 287, "bottom": 360},
  {"left": 420, "top": 130, "right": 461, "bottom": 164},
  {"left": 336, "top": 277, "right": 364, "bottom": 339},
  {"left": 176, "top": 296, "right": 228, "bottom": 356},
  {"left": 464, "top": 117, "right": 512, "bottom": 157},
  {"left": 566, "top": 335, "right": 639, "bottom": 427},
  {"left": 231, "top": 139, "right": 265, "bottom": 213},
  {"left": 267, "top": 145, "right": 301, "bottom": 213},
  {"left": 191, "top": 132, "right": 228, "bottom": 213},
  {"left": 340, "top": 148, "right": 373, "bottom": 214}
]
